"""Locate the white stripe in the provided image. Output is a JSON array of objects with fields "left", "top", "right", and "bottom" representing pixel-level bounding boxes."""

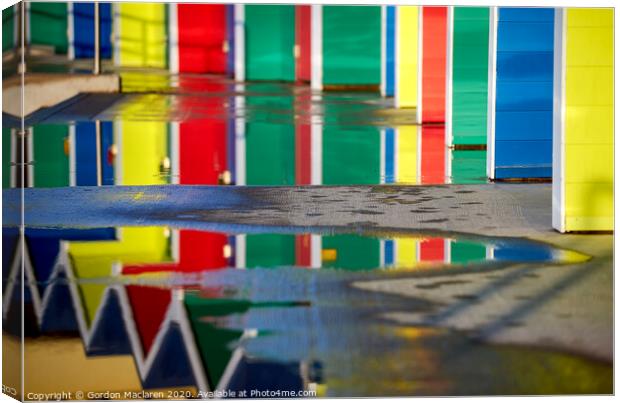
[
  {"left": 486, "top": 7, "right": 498, "bottom": 179},
  {"left": 168, "top": 3, "right": 179, "bottom": 74},
  {"left": 311, "top": 5, "right": 323, "bottom": 91},
  {"left": 380, "top": 6, "right": 387, "bottom": 96},
  {"left": 552, "top": 8, "right": 567, "bottom": 232},
  {"left": 311, "top": 114, "right": 322, "bottom": 185},
  {"left": 234, "top": 5, "right": 245, "bottom": 81},
  {"left": 416, "top": 8, "right": 424, "bottom": 124},
  {"left": 445, "top": 6, "right": 454, "bottom": 147},
  {"left": 69, "top": 125, "right": 76, "bottom": 186},
  {"left": 67, "top": 2, "right": 74, "bottom": 60}
]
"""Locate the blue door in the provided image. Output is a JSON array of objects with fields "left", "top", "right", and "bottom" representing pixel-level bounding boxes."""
[
  {"left": 72, "top": 2, "right": 112, "bottom": 59},
  {"left": 75, "top": 122, "right": 115, "bottom": 186},
  {"left": 493, "top": 8, "right": 554, "bottom": 179}
]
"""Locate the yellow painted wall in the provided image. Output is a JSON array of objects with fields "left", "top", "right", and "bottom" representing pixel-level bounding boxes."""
[
  {"left": 396, "top": 126, "right": 418, "bottom": 183},
  {"left": 564, "top": 8, "right": 613, "bottom": 231},
  {"left": 117, "top": 3, "right": 167, "bottom": 68},
  {"left": 395, "top": 239, "right": 418, "bottom": 268},
  {"left": 396, "top": 6, "right": 418, "bottom": 108}
]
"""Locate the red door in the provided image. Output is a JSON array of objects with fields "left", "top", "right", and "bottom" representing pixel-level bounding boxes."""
[
  {"left": 295, "top": 5, "right": 312, "bottom": 82},
  {"left": 421, "top": 7, "right": 447, "bottom": 123},
  {"left": 178, "top": 4, "right": 227, "bottom": 73},
  {"left": 421, "top": 125, "right": 446, "bottom": 184}
]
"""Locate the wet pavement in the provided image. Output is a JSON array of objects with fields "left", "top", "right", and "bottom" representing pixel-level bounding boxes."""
[{"left": 2, "top": 73, "right": 613, "bottom": 397}]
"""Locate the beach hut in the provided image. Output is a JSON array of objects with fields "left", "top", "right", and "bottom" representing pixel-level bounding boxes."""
[
  {"left": 311, "top": 5, "right": 382, "bottom": 90},
  {"left": 71, "top": 122, "right": 115, "bottom": 186},
  {"left": 393, "top": 6, "right": 419, "bottom": 108},
  {"left": 552, "top": 8, "right": 613, "bottom": 232},
  {"left": 114, "top": 3, "right": 167, "bottom": 68},
  {"left": 28, "top": 2, "right": 68, "bottom": 54},
  {"left": 487, "top": 8, "right": 554, "bottom": 180},
  {"left": 420, "top": 126, "right": 446, "bottom": 184},
  {"left": 239, "top": 5, "right": 295, "bottom": 81},
  {"left": 445, "top": 7, "right": 490, "bottom": 146},
  {"left": 420, "top": 6, "right": 448, "bottom": 123},
  {"left": 68, "top": 2, "right": 112, "bottom": 60},
  {"left": 169, "top": 4, "right": 227, "bottom": 74}
]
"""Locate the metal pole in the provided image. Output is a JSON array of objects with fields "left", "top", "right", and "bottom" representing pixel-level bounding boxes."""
[
  {"left": 95, "top": 120, "right": 103, "bottom": 186},
  {"left": 94, "top": 2, "right": 101, "bottom": 75}
]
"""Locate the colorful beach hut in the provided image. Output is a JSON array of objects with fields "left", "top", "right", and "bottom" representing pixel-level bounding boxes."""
[
  {"left": 311, "top": 5, "right": 382, "bottom": 90},
  {"left": 487, "top": 7, "right": 554, "bottom": 180},
  {"left": 68, "top": 2, "right": 113, "bottom": 60},
  {"left": 113, "top": 3, "right": 167, "bottom": 68},
  {"left": 445, "top": 7, "right": 490, "bottom": 146},
  {"left": 552, "top": 8, "right": 613, "bottom": 232},
  {"left": 238, "top": 5, "right": 295, "bottom": 81},
  {"left": 169, "top": 4, "right": 228, "bottom": 74},
  {"left": 393, "top": 6, "right": 419, "bottom": 108},
  {"left": 28, "top": 2, "right": 68, "bottom": 54}
]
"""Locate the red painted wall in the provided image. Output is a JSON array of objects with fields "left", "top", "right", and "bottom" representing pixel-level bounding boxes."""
[
  {"left": 295, "top": 5, "right": 312, "bottom": 82},
  {"left": 126, "top": 286, "right": 172, "bottom": 354},
  {"left": 178, "top": 4, "right": 227, "bottom": 73},
  {"left": 419, "top": 238, "right": 444, "bottom": 262},
  {"left": 421, "top": 7, "right": 447, "bottom": 123},
  {"left": 421, "top": 126, "right": 446, "bottom": 184}
]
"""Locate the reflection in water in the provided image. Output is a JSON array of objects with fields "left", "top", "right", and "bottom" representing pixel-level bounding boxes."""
[
  {"left": 2, "top": 76, "right": 610, "bottom": 396},
  {"left": 3, "top": 223, "right": 599, "bottom": 396}
]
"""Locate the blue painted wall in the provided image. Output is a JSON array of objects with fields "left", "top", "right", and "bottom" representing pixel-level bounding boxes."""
[
  {"left": 75, "top": 122, "right": 115, "bottom": 186},
  {"left": 72, "top": 3, "right": 112, "bottom": 59},
  {"left": 494, "top": 8, "right": 554, "bottom": 179}
]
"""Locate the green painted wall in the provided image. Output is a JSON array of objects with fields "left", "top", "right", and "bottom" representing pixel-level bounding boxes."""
[
  {"left": 3, "top": 6, "right": 14, "bottom": 52},
  {"left": 184, "top": 293, "right": 245, "bottom": 389},
  {"left": 451, "top": 150, "right": 486, "bottom": 184},
  {"left": 246, "top": 234, "right": 295, "bottom": 268},
  {"left": 451, "top": 7, "right": 489, "bottom": 145},
  {"left": 29, "top": 2, "right": 68, "bottom": 54},
  {"left": 2, "top": 127, "right": 11, "bottom": 188},
  {"left": 245, "top": 93, "right": 295, "bottom": 267},
  {"left": 245, "top": 5, "right": 295, "bottom": 81},
  {"left": 33, "top": 125, "right": 69, "bottom": 188},
  {"left": 450, "top": 240, "right": 486, "bottom": 264},
  {"left": 322, "top": 235, "right": 380, "bottom": 270},
  {"left": 323, "top": 126, "right": 380, "bottom": 185},
  {"left": 322, "top": 6, "right": 381, "bottom": 86}
]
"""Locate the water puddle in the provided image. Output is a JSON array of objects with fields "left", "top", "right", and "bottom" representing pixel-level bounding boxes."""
[{"left": 4, "top": 225, "right": 607, "bottom": 397}]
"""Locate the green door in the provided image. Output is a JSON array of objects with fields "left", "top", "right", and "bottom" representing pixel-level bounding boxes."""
[
  {"left": 451, "top": 7, "right": 489, "bottom": 145},
  {"left": 33, "top": 124, "right": 69, "bottom": 188},
  {"left": 322, "top": 6, "right": 381, "bottom": 86},
  {"left": 323, "top": 125, "right": 380, "bottom": 185},
  {"left": 245, "top": 5, "right": 295, "bottom": 81},
  {"left": 245, "top": 91, "right": 296, "bottom": 268},
  {"left": 451, "top": 150, "right": 486, "bottom": 184},
  {"left": 322, "top": 235, "right": 380, "bottom": 271},
  {"left": 322, "top": 122, "right": 381, "bottom": 270},
  {"left": 3, "top": 6, "right": 15, "bottom": 52},
  {"left": 29, "top": 2, "right": 68, "bottom": 54}
]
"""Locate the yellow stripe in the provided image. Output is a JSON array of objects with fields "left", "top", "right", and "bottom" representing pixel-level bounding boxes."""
[
  {"left": 395, "top": 239, "right": 417, "bottom": 267},
  {"left": 396, "top": 6, "right": 418, "bottom": 108},
  {"left": 118, "top": 3, "right": 167, "bottom": 68},
  {"left": 564, "top": 8, "right": 613, "bottom": 231},
  {"left": 396, "top": 126, "right": 418, "bottom": 183}
]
